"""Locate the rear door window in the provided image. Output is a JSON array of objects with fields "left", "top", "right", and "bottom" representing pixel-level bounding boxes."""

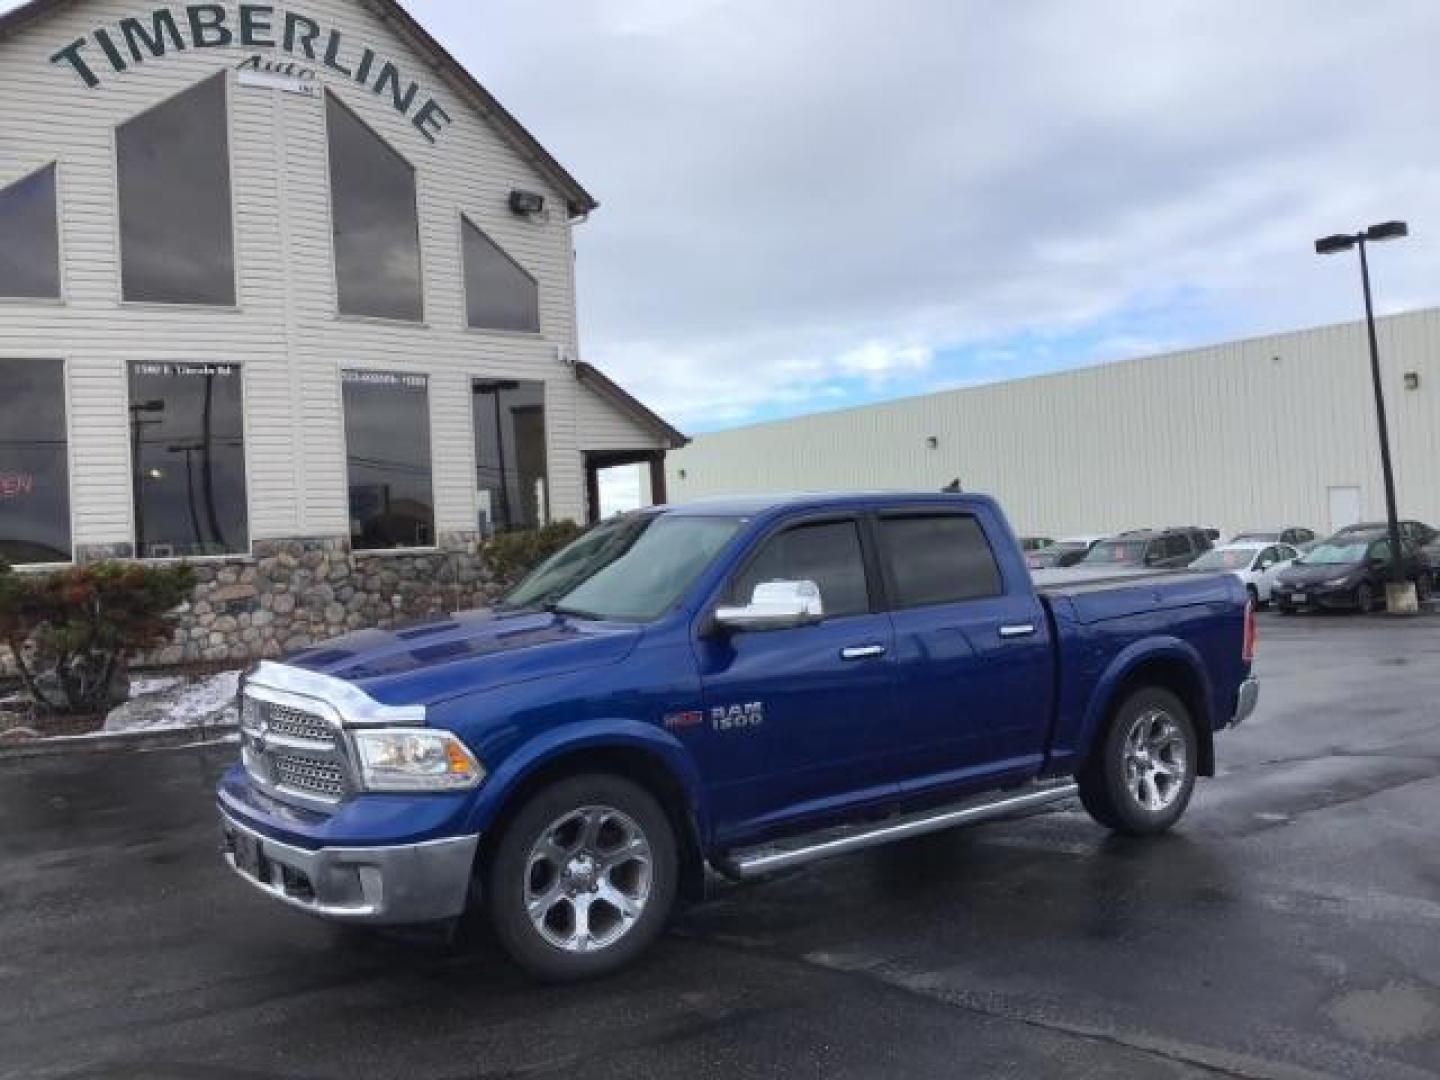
[
  {"left": 730, "top": 520, "right": 871, "bottom": 618},
  {"left": 877, "top": 514, "right": 1003, "bottom": 608}
]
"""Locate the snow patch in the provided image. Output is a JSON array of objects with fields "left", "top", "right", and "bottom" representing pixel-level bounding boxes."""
[{"left": 104, "top": 670, "right": 242, "bottom": 734}]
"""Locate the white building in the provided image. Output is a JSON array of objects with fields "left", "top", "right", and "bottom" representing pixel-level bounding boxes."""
[
  {"left": 0, "top": 0, "right": 684, "bottom": 660},
  {"left": 668, "top": 308, "right": 1440, "bottom": 540}
]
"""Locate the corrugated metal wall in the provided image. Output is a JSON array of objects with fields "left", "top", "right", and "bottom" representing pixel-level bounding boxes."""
[
  {"left": 0, "top": 0, "right": 659, "bottom": 550},
  {"left": 669, "top": 309, "right": 1440, "bottom": 539}
]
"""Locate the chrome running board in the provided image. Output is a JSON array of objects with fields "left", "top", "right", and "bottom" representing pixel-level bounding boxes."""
[{"left": 719, "top": 780, "right": 1079, "bottom": 880}]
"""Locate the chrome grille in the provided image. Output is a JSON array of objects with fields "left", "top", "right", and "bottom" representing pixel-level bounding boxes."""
[
  {"left": 271, "top": 752, "right": 346, "bottom": 799},
  {"left": 240, "top": 688, "right": 351, "bottom": 806},
  {"left": 262, "top": 703, "right": 334, "bottom": 744}
]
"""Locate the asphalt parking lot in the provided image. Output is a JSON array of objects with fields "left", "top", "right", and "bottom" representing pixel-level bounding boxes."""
[{"left": 2, "top": 611, "right": 1439, "bottom": 1080}]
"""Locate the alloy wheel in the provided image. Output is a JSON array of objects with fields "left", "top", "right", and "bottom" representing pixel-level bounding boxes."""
[
  {"left": 524, "top": 805, "right": 653, "bottom": 953},
  {"left": 1122, "top": 709, "right": 1188, "bottom": 813}
]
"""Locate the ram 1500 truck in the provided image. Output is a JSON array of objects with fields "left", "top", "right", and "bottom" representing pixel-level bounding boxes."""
[{"left": 219, "top": 492, "right": 1258, "bottom": 980}]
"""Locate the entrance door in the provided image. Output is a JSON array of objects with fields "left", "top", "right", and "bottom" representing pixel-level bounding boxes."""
[{"left": 1328, "top": 485, "right": 1363, "bottom": 533}]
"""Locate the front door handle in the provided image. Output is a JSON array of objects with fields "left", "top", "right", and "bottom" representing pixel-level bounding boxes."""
[
  {"left": 840, "top": 644, "right": 887, "bottom": 661},
  {"left": 999, "top": 623, "right": 1036, "bottom": 639}
]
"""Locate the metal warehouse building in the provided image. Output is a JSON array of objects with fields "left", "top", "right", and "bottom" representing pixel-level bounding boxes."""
[
  {"left": 0, "top": 0, "right": 684, "bottom": 661},
  {"left": 668, "top": 307, "right": 1440, "bottom": 540}
]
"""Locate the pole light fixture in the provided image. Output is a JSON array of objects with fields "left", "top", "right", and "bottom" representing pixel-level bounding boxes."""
[{"left": 1314, "top": 220, "right": 1413, "bottom": 611}]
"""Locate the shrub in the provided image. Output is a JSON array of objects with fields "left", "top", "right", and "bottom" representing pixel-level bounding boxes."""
[
  {"left": 0, "top": 561, "right": 196, "bottom": 716},
  {"left": 480, "top": 522, "right": 585, "bottom": 588}
]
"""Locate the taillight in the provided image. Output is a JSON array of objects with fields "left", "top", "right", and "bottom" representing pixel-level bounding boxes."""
[{"left": 1242, "top": 598, "right": 1257, "bottom": 663}]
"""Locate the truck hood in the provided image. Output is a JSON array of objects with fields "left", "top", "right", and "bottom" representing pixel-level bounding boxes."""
[{"left": 281, "top": 609, "right": 643, "bottom": 709}]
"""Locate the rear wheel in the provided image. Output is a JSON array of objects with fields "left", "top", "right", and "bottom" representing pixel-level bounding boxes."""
[
  {"left": 1356, "top": 581, "right": 1375, "bottom": 613},
  {"left": 487, "top": 774, "right": 678, "bottom": 982},
  {"left": 1079, "top": 687, "right": 1198, "bottom": 836},
  {"left": 1416, "top": 574, "right": 1432, "bottom": 604},
  {"left": 1246, "top": 584, "right": 1261, "bottom": 610}
]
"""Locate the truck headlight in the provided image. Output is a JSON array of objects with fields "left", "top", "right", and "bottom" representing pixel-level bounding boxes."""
[{"left": 351, "top": 729, "right": 485, "bottom": 792}]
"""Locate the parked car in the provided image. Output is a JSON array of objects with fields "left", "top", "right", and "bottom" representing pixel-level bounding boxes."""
[
  {"left": 1231, "top": 527, "right": 1319, "bottom": 552},
  {"left": 1190, "top": 542, "right": 1300, "bottom": 607},
  {"left": 1332, "top": 521, "right": 1440, "bottom": 586},
  {"left": 1272, "top": 530, "right": 1433, "bottom": 613},
  {"left": 1026, "top": 535, "right": 1106, "bottom": 570},
  {"left": 218, "top": 491, "right": 1257, "bottom": 980},
  {"left": 1019, "top": 536, "right": 1055, "bottom": 553},
  {"left": 1080, "top": 527, "right": 1213, "bottom": 569}
]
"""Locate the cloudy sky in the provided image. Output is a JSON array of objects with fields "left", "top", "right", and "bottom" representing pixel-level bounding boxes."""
[
  {"left": 5, "top": 0, "right": 1436, "bottom": 442},
  {"left": 399, "top": 0, "right": 1440, "bottom": 435}
]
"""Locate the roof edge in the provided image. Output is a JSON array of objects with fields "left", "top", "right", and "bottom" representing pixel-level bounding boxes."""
[{"left": 576, "top": 362, "right": 690, "bottom": 449}]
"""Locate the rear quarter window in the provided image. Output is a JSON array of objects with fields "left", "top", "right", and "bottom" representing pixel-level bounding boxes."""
[{"left": 878, "top": 515, "right": 1003, "bottom": 608}]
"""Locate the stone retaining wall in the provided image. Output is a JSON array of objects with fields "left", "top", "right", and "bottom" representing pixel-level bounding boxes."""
[{"left": 2, "top": 533, "right": 508, "bottom": 670}]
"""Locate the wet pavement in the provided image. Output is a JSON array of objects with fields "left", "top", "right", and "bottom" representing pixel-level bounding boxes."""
[{"left": 2, "top": 612, "right": 1438, "bottom": 1079}]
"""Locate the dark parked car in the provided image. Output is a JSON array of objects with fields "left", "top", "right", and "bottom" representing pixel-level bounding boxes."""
[
  {"left": 1019, "top": 536, "right": 1056, "bottom": 553},
  {"left": 1273, "top": 531, "right": 1433, "bottom": 613},
  {"left": 1332, "top": 521, "right": 1440, "bottom": 586},
  {"left": 1081, "top": 527, "right": 1213, "bottom": 570},
  {"left": 1027, "top": 535, "right": 1105, "bottom": 570},
  {"left": 1231, "top": 526, "right": 1318, "bottom": 551}
]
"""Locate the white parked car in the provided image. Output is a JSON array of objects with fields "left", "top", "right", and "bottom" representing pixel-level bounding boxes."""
[{"left": 1189, "top": 542, "right": 1300, "bottom": 606}]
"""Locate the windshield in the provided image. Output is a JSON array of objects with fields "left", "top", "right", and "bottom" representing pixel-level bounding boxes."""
[
  {"left": 1301, "top": 542, "right": 1368, "bottom": 566},
  {"left": 501, "top": 514, "right": 743, "bottom": 622},
  {"left": 1083, "top": 539, "right": 1147, "bottom": 565},
  {"left": 1192, "top": 549, "right": 1256, "bottom": 571}
]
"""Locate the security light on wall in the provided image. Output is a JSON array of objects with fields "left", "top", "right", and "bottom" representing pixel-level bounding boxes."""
[
  {"left": 509, "top": 189, "right": 546, "bottom": 215},
  {"left": 1404, "top": 372, "right": 1420, "bottom": 391}
]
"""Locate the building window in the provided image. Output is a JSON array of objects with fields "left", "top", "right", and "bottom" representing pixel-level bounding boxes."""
[
  {"left": 0, "top": 164, "right": 61, "bottom": 300},
  {"left": 472, "top": 379, "right": 548, "bottom": 534},
  {"left": 462, "top": 217, "right": 540, "bottom": 333},
  {"left": 116, "top": 72, "right": 235, "bottom": 306},
  {"left": 326, "top": 94, "right": 423, "bottom": 322},
  {"left": 0, "top": 359, "right": 70, "bottom": 565},
  {"left": 343, "top": 370, "right": 434, "bottom": 550},
  {"left": 128, "top": 363, "right": 248, "bottom": 559}
]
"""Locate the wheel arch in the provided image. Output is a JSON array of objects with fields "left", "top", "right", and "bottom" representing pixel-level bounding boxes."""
[
  {"left": 468, "top": 722, "right": 711, "bottom": 902},
  {"left": 1082, "top": 642, "right": 1216, "bottom": 777}
]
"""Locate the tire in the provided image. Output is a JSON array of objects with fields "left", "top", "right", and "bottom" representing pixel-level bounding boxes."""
[
  {"left": 487, "top": 774, "right": 678, "bottom": 982},
  {"left": 1276, "top": 602, "right": 1295, "bottom": 616},
  {"left": 1245, "top": 585, "right": 1260, "bottom": 610},
  {"left": 1078, "top": 687, "right": 1199, "bottom": 836},
  {"left": 1355, "top": 582, "right": 1374, "bottom": 614},
  {"left": 1416, "top": 575, "right": 1432, "bottom": 604}
]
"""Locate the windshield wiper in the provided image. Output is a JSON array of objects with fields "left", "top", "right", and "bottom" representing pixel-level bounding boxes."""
[{"left": 543, "top": 601, "right": 606, "bottom": 621}]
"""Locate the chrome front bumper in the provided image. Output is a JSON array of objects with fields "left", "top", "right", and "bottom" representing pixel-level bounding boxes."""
[
  {"left": 219, "top": 810, "right": 478, "bottom": 925},
  {"left": 1232, "top": 677, "right": 1259, "bottom": 726}
]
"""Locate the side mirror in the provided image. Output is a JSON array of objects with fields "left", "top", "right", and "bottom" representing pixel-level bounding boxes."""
[{"left": 714, "top": 580, "right": 824, "bottom": 633}]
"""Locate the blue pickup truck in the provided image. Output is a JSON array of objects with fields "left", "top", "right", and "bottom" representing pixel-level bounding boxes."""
[{"left": 219, "top": 492, "right": 1258, "bottom": 980}]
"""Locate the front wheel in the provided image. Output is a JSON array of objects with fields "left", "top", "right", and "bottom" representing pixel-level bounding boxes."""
[
  {"left": 1079, "top": 687, "right": 1198, "bottom": 835},
  {"left": 1355, "top": 582, "right": 1375, "bottom": 613},
  {"left": 487, "top": 774, "right": 678, "bottom": 982}
]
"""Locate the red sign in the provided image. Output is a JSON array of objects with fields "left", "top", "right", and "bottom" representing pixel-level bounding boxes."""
[{"left": 0, "top": 473, "right": 35, "bottom": 499}]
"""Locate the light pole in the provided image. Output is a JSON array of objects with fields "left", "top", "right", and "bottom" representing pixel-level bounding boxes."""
[{"left": 1314, "top": 221, "right": 1414, "bottom": 613}]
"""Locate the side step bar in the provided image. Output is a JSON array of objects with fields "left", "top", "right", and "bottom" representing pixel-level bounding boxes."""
[{"left": 718, "top": 781, "right": 1079, "bottom": 880}]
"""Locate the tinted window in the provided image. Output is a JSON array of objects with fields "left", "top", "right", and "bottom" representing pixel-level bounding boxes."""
[
  {"left": 731, "top": 521, "right": 870, "bottom": 618},
  {"left": 129, "top": 363, "right": 248, "bottom": 557},
  {"left": 0, "top": 359, "right": 69, "bottom": 564},
  {"left": 473, "top": 379, "right": 547, "bottom": 534},
  {"left": 117, "top": 73, "right": 234, "bottom": 305},
  {"left": 1164, "top": 536, "right": 1191, "bottom": 559},
  {"left": 879, "top": 515, "right": 1002, "bottom": 607},
  {"left": 327, "top": 94, "right": 423, "bottom": 321},
  {"left": 463, "top": 217, "right": 540, "bottom": 333},
  {"left": 343, "top": 370, "right": 433, "bottom": 550},
  {"left": 0, "top": 165, "right": 60, "bottom": 299}
]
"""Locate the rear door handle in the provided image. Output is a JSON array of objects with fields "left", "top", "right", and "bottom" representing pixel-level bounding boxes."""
[
  {"left": 999, "top": 623, "right": 1036, "bottom": 639},
  {"left": 840, "top": 644, "right": 887, "bottom": 661}
]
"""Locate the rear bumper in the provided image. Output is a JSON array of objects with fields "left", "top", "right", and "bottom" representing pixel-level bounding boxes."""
[
  {"left": 219, "top": 808, "right": 478, "bottom": 925},
  {"left": 1231, "top": 677, "right": 1260, "bottom": 727}
]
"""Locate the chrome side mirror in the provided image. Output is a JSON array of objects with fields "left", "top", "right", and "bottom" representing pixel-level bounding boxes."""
[{"left": 714, "top": 580, "right": 824, "bottom": 632}]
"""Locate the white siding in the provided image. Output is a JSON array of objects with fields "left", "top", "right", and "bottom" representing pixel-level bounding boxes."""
[
  {"left": 669, "top": 308, "right": 1440, "bottom": 539},
  {"left": 0, "top": 0, "right": 597, "bottom": 547},
  {"left": 575, "top": 380, "right": 671, "bottom": 453}
]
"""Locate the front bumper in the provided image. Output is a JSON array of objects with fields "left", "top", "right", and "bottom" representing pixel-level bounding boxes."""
[
  {"left": 219, "top": 808, "right": 478, "bottom": 925},
  {"left": 1231, "top": 677, "right": 1259, "bottom": 727}
]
